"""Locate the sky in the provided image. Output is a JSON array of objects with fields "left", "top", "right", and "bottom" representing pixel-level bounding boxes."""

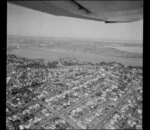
[{"left": 7, "top": 3, "right": 143, "bottom": 41}]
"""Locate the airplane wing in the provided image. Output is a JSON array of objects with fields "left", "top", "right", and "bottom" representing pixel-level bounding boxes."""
[{"left": 8, "top": 0, "right": 143, "bottom": 23}]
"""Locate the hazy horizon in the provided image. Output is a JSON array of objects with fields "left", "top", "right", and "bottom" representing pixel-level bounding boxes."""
[{"left": 7, "top": 34, "right": 142, "bottom": 44}]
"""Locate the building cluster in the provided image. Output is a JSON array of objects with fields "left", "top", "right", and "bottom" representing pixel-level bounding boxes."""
[{"left": 6, "top": 54, "right": 142, "bottom": 130}]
